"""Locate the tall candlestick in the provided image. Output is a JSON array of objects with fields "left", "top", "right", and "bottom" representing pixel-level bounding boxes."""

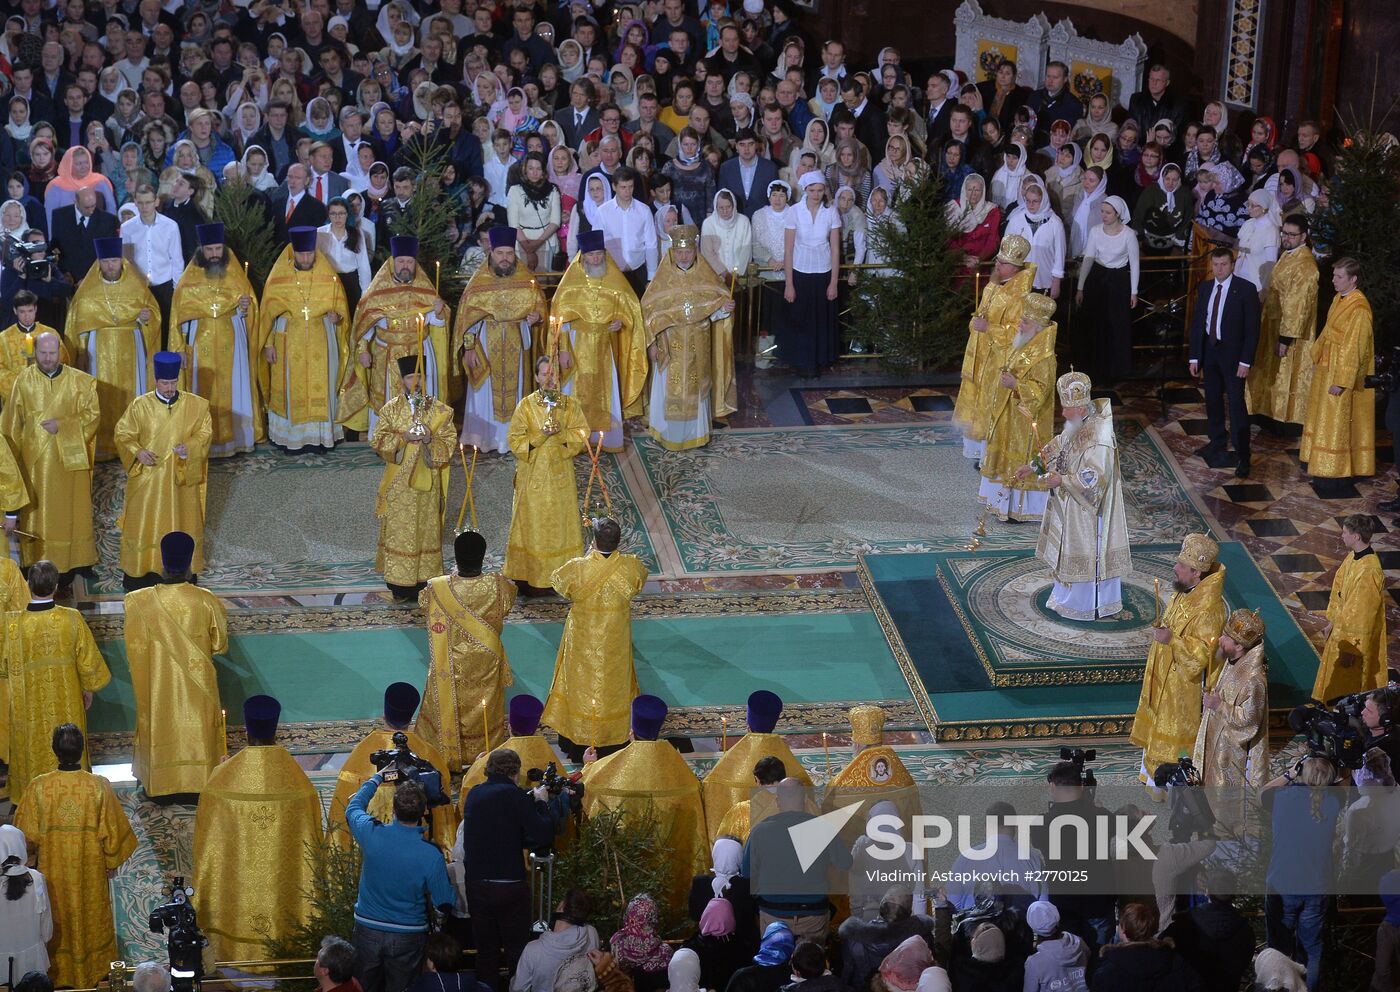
[
  {"left": 221, "top": 708, "right": 228, "bottom": 756},
  {"left": 482, "top": 697, "right": 491, "bottom": 749},
  {"left": 591, "top": 697, "right": 599, "bottom": 750},
  {"left": 456, "top": 444, "right": 470, "bottom": 532},
  {"left": 468, "top": 445, "right": 478, "bottom": 530},
  {"left": 822, "top": 732, "right": 830, "bottom": 779},
  {"left": 435, "top": 259, "right": 441, "bottom": 293},
  {"left": 720, "top": 715, "right": 728, "bottom": 751}
]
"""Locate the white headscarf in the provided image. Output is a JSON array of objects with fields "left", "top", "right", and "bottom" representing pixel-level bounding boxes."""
[
  {"left": 1158, "top": 163, "right": 1183, "bottom": 212},
  {"left": 990, "top": 140, "right": 1028, "bottom": 209},
  {"left": 667, "top": 949, "right": 702, "bottom": 992},
  {"left": 1016, "top": 174, "right": 1054, "bottom": 223},
  {"left": 582, "top": 172, "right": 612, "bottom": 229},
  {"left": 1071, "top": 168, "right": 1107, "bottom": 254},
  {"left": 1055, "top": 141, "right": 1082, "bottom": 180},
  {"left": 798, "top": 170, "right": 825, "bottom": 190},
  {"left": 1101, "top": 194, "right": 1130, "bottom": 225},
  {"left": 1247, "top": 187, "right": 1282, "bottom": 228},
  {"left": 376, "top": 1, "right": 420, "bottom": 47},
  {"left": 0, "top": 823, "right": 25, "bottom": 863},
  {"left": 0, "top": 199, "right": 27, "bottom": 237},
  {"left": 946, "top": 173, "right": 993, "bottom": 233},
  {"left": 710, "top": 837, "right": 742, "bottom": 898},
  {"left": 703, "top": 189, "right": 753, "bottom": 272}
]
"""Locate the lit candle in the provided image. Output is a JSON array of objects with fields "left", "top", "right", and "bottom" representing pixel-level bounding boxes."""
[
  {"left": 591, "top": 697, "right": 599, "bottom": 750},
  {"left": 822, "top": 732, "right": 830, "bottom": 778},
  {"left": 720, "top": 715, "right": 728, "bottom": 751},
  {"left": 221, "top": 708, "right": 228, "bottom": 756},
  {"left": 434, "top": 259, "right": 441, "bottom": 293},
  {"left": 482, "top": 697, "right": 491, "bottom": 749}
]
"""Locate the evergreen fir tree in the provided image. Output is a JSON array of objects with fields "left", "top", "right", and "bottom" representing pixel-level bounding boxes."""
[
  {"left": 263, "top": 833, "right": 363, "bottom": 970},
  {"left": 384, "top": 135, "right": 465, "bottom": 308},
  {"left": 848, "top": 172, "right": 971, "bottom": 370},
  {"left": 1314, "top": 107, "right": 1400, "bottom": 341},
  {"left": 212, "top": 178, "right": 281, "bottom": 292}
]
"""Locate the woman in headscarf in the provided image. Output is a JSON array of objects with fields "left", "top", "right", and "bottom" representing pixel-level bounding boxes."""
[
  {"left": 1273, "top": 166, "right": 1309, "bottom": 216},
  {"left": 609, "top": 66, "right": 639, "bottom": 122},
  {"left": 1194, "top": 163, "right": 1249, "bottom": 238},
  {"left": 1084, "top": 132, "right": 1114, "bottom": 172},
  {"left": 989, "top": 140, "right": 1028, "bottom": 210},
  {"left": 878, "top": 936, "right": 935, "bottom": 992},
  {"left": 0, "top": 198, "right": 29, "bottom": 255},
  {"left": 1203, "top": 100, "right": 1229, "bottom": 135},
  {"left": 662, "top": 127, "right": 716, "bottom": 226},
  {"left": 726, "top": 922, "right": 795, "bottom": 992},
  {"left": 1068, "top": 164, "right": 1107, "bottom": 258},
  {"left": 1004, "top": 174, "right": 1065, "bottom": 296},
  {"left": 566, "top": 172, "right": 612, "bottom": 257},
  {"left": 538, "top": 62, "right": 566, "bottom": 113},
  {"left": 232, "top": 101, "right": 262, "bottom": 154},
  {"left": 549, "top": 143, "right": 581, "bottom": 250},
  {"left": 701, "top": 188, "right": 754, "bottom": 280},
  {"left": 1075, "top": 194, "right": 1139, "bottom": 383},
  {"left": 106, "top": 89, "right": 146, "bottom": 147},
  {"left": 43, "top": 144, "right": 115, "bottom": 226},
  {"left": 1107, "top": 119, "right": 1142, "bottom": 199},
  {"left": 557, "top": 39, "right": 586, "bottom": 84},
  {"left": 0, "top": 824, "right": 52, "bottom": 981},
  {"left": 300, "top": 96, "right": 340, "bottom": 143},
  {"left": 946, "top": 174, "right": 1001, "bottom": 274},
  {"left": 363, "top": 160, "right": 392, "bottom": 216},
  {"left": 667, "top": 948, "right": 702, "bottom": 992},
  {"left": 507, "top": 151, "right": 561, "bottom": 271},
  {"left": 1131, "top": 162, "right": 1191, "bottom": 255},
  {"left": 788, "top": 118, "right": 834, "bottom": 186},
  {"left": 683, "top": 895, "right": 750, "bottom": 992},
  {"left": 5, "top": 96, "right": 33, "bottom": 152},
  {"left": 1247, "top": 114, "right": 1277, "bottom": 162},
  {"left": 780, "top": 170, "right": 841, "bottom": 376},
  {"left": 1072, "top": 91, "right": 1118, "bottom": 147},
  {"left": 1046, "top": 139, "right": 1083, "bottom": 223},
  {"left": 750, "top": 178, "right": 791, "bottom": 367},
  {"left": 656, "top": 200, "right": 682, "bottom": 256},
  {"left": 824, "top": 138, "right": 871, "bottom": 211},
  {"left": 1134, "top": 141, "right": 1165, "bottom": 200},
  {"left": 161, "top": 140, "right": 218, "bottom": 214},
  {"left": 1235, "top": 187, "right": 1282, "bottom": 292},
  {"left": 341, "top": 143, "right": 377, "bottom": 192},
  {"left": 934, "top": 139, "right": 969, "bottom": 204},
  {"left": 728, "top": 92, "right": 756, "bottom": 137},
  {"left": 240, "top": 144, "right": 279, "bottom": 192},
  {"left": 872, "top": 133, "right": 914, "bottom": 201},
  {"left": 611, "top": 893, "right": 672, "bottom": 991},
  {"left": 687, "top": 837, "right": 758, "bottom": 942},
  {"left": 950, "top": 923, "right": 1022, "bottom": 989},
  {"left": 499, "top": 87, "right": 541, "bottom": 158}
]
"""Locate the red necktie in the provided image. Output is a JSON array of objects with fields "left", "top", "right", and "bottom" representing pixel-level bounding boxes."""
[{"left": 316, "top": 175, "right": 324, "bottom": 202}]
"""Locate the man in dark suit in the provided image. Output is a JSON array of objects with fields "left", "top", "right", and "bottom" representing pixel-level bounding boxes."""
[
  {"left": 163, "top": 174, "right": 208, "bottom": 265},
  {"left": 840, "top": 77, "right": 886, "bottom": 163},
  {"left": 272, "top": 164, "right": 329, "bottom": 247},
  {"left": 54, "top": 83, "right": 104, "bottom": 152},
  {"left": 716, "top": 129, "right": 780, "bottom": 219},
  {"left": 1128, "top": 65, "right": 1188, "bottom": 140},
  {"left": 552, "top": 80, "right": 600, "bottom": 151},
  {"left": 1190, "top": 248, "right": 1261, "bottom": 478},
  {"left": 305, "top": 142, "right": 350, "bottom": 203},
  {"left": 1025, "top": 61, "right": 1085, "bottom": 148},
  {"left": 924, "top": 72, "right": 955, "bottom": 147},
  {"left": 51, "top": 187, "right": 119, "bottom": 284}
]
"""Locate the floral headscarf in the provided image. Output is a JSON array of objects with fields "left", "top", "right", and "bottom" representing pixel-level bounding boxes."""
[
  {"left": 610, "top": 894, "right": 672, "bottom": 972},
  {"left": 879, "top": 936, "right": 935, "bottom": 992}
]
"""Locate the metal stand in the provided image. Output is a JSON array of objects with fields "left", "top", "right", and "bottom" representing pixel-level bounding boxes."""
[{"left": 529, "top": 851, "right": 555, "bottom": 934}]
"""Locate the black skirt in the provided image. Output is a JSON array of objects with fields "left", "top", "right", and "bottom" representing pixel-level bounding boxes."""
[
  {"left": 1080, "top": 263, "right": 1132, "bottom": 383},
  {"left": 777, "top": 269, "right": 838, "bottom": 376}
]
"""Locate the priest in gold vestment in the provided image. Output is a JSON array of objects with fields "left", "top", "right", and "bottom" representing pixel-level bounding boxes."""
[
  {"left": 14, "top": 723, "right": 136, "bottom": 988},
  {"left": 0, "top": 332, "right": 99, "bottom": 581},
  {"left": 1132, "top": 533, "right": 1228, "bottom": 786},
  {"left": 461, "top": 694, "right": 561, "bottom": 792},
  {"left": 702, "top": 690, "right": 810, "bottom": 842},
  {"left": 0, "top": 547, "right": 29, "bottom": 784},
  {"left": 369, "top": 356, "right": 456, "bottom": 600},
  {"left": 953, "top": 234, "right": 1036, "bottom": 460},
  {"left": 542, "top": 517, "right": 647, "bottom": 759},
  {"left": 979, "top": 291, "right": 1057, "bottom": 521},
  {"left": 417, "top": 531, "right": 517, "bottom": 772},
  {"left": 1194, "top": 608, "right": 1267, "bottom": 830},
  {"left": 327, "top": 682, "right": 458, "bottom": 851},
  {"left": 822, "top": 705, "right": 921, "bottom": 832},
  {"left": 1301, "top": 258, "right": 1376, "bottom": 490},
  {"left": 1246, "top": 219, "right": 1317, "bottom": 429},
  {"left": 455, "top": 227, "right": 548, "bottom": 454},
  {"left": 0, "top": 289, "right": 72, "bottom": 400},
  {"left": 581, "top": 695, "right": 706, "bottom": 907},
  {"left": 340, "top": 235, "right": 451, "bottom": 434},
  {"left": 1022, "top": 371, "right": 1131, "bottom": 621},
  {"left": 504, "top": 355, "right": 588, "bottom": 590},
  {"left": 114, "top": 351, "right": 213, "bottom": 588},
  {"left": 65, "top": 237, "right": 160, "bottom": 460},
  {"left": 124, "top": 532, "right": 228, "bottom": 797},
  {"left": 171, "top": 223, "right": 263, "bottom": 456},
  {"left": 1312, "top": 513, "right": 1388, "bottom": 702},
  {"left": 548, "top": 230, "right": 649, "bottom": 452},
  {"left": 258, "top": 226, "right": 352, "bottom": 451},
  {"left": 641, "top": 226, "right": 737, "bottom": 451},
  {"left": 1, "top": 561, "right": 109, "bottom": 804},
  {"left": 194, "top": 695, "right": 322, "bottom": 962}
]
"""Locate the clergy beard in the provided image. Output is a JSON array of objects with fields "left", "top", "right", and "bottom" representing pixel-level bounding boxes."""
[
  {"left": 491, "top": 259, "right": 517, "bottom": 277},
  {"left": 195, "top": 252, "right": 227, "bottom": 276},
  {"left": 1172, "top": 578, "right": 1196, "bottom": 594},
  {"left": 294, "top": 259, "right": 315, "bottom": 271},
  {"left": 394, "top": 268, "right": 415, "bottom": 283},
  {"left": 1061, "top": 415, "right": 1083, "bottom": 441},
  {"left": 583, "top": 261, "right": 607, "bottom": 278}
]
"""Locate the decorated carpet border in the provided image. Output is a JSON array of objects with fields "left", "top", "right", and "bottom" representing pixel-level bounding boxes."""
[{"left": 82, "top": 588, "right": 870, "bottom": 639}]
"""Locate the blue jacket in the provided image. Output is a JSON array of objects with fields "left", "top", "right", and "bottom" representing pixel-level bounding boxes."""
[
  {"left": 460, "top": 773, "right": 555, "bottom": 882},
  {"left": 347, "top": 774, "right": 455, "bottom": 933}
]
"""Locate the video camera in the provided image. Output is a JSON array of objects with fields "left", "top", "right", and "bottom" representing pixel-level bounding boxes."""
[
  {"left": 1155, "top": 758, "right": 1215, "bottom": 842},
  {"left": 370, "top": 731, "right": 449, "bottom": 808},
  {"left": 1365, "top": 345, "right": 1400, "bottom": 392},
  {"left": 148, "top": 876, "right": 208, "bottom": 992},
  {"left": 9, "top": 239, "right": 58, "bottom": 279},
  {"left": 1288, "top": 693, "right": 1370, "bottom": 770},
  {"left": 1060, "top": 747, "right": 1097, "bottom": 787}
]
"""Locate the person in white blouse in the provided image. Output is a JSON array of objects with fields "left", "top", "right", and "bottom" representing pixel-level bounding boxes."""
[
  {"left": 0, "top": 824, "right": 52, "bottom": 980},
  {"left": 317, "top": 196, "right": 372, "bottom": 315},
  {"left": 1234, "top": 189, "right": 1281, "bottom": 295},
  {"left": 119, "top": 184, "right": 184, "bottom": 333},
  {"left": 1074, "top": 194, "right": 1140, "bottom": 384},
  {"left": 1003, "top": 175, "right": 1065, "bottom": 299},
  {"left": 750, "top": 179, "right": 790, "bottom": 370},
  {"left": 507, "top": 151, "right": 562, "bottom": 271},
  {"left": 700, "top": 189, "right": 753, "bottom": 282},
  {"left": 781, "top": 170, "right": 841, "bottom": 377},
  {"left": 597, "top": 166, "right": 658, "bottom": 296}
]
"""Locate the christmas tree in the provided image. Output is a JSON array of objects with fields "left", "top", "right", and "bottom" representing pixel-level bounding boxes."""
[
  {"left": 1314, "top": 105, "right": 1400, "bottom": 342},
  {"left": 382, "top": 133, "right": 465, "bottom": 309},
  {"left": 212, "top": 177, "right": 281, "bottom": 292},
  {"left": 847, "top": 172, "right": 972, "bottom": 370}
]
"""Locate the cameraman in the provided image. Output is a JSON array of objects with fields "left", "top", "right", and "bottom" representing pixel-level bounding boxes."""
[
  {"left": 1359, "top": 687, "right": 1400, "bottom": 772},
  {"left": 346, "top": 774, "right": 455, "bottom": 992},
  {"left": 1032, "top": 760, "right": 1116, "bottom": 954},
  {"left": 460, "top": 748, "right": 556, "bottom": 990},
  {"left": 0, "top": 231, "right": 74, "bottom": 328}
]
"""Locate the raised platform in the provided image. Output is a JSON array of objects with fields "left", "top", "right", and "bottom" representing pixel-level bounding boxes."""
[{"left": 860, "top": 542, "right": 1322, "bottom": 742}]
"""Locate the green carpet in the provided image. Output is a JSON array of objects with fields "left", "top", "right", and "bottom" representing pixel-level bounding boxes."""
[
  {"left": 630, "top": 420, "right": 1209, "bottom": 574},
  {"left": 862, "top": 541, "right": 1320, "bottom": 741},
  {"left": 87, "top": 445, "right": 654, "bottom": 595},
  {"left": 87, "top": 608, "right": 910, "bottom": 749}
]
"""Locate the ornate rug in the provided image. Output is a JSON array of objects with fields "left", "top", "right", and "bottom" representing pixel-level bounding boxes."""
[
  {"left": 629, "top": 420, "right": 1210, "bottom": 575},
  {"left": 861, "top": 541, "right": 1322, "bottom": 741},
  {"left": 86, "top": 444, "right": 653, "bottom": 596}
]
